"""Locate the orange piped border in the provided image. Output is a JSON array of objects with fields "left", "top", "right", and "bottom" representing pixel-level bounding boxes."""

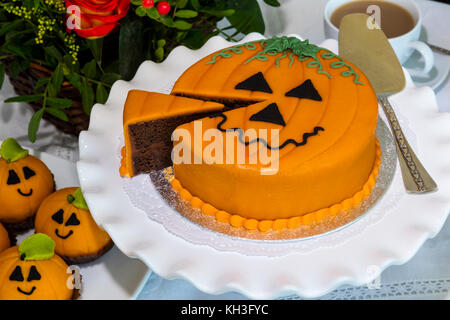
[{"left": 169, "top": 140, "right": 382, "bottom": 232}]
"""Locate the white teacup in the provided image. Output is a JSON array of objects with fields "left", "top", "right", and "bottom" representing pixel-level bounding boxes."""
[{"left": 324, "top": 0, "right": 434, "bottom": 74}]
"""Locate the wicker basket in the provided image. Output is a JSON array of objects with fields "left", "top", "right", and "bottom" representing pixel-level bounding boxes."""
[{"left": 5, "top": 60, "right": 90, "bottom": 136}]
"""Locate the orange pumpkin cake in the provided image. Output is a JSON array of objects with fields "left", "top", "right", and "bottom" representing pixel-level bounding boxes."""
[{"left": 121, "top": 36, "right": 380, "bottom": 231}]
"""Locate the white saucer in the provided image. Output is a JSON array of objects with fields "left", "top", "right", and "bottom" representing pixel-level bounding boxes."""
[{"left": 405, "top": 49, "right": 450, "bottom": 90}]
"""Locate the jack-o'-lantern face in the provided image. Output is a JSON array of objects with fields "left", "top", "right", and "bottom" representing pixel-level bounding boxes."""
[
  {"left": 171, "top": 37, "right": 369, "bottom": 166},
  {"left": 0, "top": 139, "right": 54, "bottom": 224},
  {"left": 0, "top": 234, "right": 73, "bottom": 300},
  {"left": 35, "top": 187, "right": 111, "bottom": 259}
]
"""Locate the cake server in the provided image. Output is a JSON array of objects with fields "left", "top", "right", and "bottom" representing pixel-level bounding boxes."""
[{"left": 338, "top": 13, "right": 437, "bottom": 193}]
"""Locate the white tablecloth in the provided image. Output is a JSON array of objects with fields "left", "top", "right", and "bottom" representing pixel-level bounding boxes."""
[{"left": 0, "top": 0, "right": 448, "bottom": 300}]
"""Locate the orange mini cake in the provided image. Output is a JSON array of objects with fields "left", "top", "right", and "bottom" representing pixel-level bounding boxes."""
[{"left": 121, "top": 36, "right": 380, "bottom": 232}]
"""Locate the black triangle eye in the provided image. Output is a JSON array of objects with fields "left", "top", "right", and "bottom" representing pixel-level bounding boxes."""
[
  {"left": 9, "top": 266, "right": 24, "bottom": 282},
  {"left": 23, "top": 167, "right": 36, "bottom": 180},
  {"left": 285, "top": 79, "right": 322, "bottom": 101},
  {"left": 249, "top": 103, "right": 286, "bottom": 126},
  {"left": 27, "top": 266, "right": 41, "bottom": 282},
  {"left": 65, "top": 213, "right": 80, "bottom": 226},
  {"left": 235, "top": 72, "right": 273, "bottom": 94},
  {"left": 7, "top": 170, "right": 20, "bottom": 185},
  {"left": 52, "top": 209, "right": 64, "bottom": 224}
]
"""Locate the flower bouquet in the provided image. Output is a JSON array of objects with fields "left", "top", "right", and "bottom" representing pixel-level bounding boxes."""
[{"left": 0, "top": 0, "right": 280, "bottom": 142}]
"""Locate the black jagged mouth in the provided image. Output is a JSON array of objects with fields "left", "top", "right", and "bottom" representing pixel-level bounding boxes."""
[
  {"left": 55, "top": 229, "right": 73, "bottom": 239},
  {"left": 17, "top": 286, "right": 36, "bottom": 296},
  {"left": 17, "top": 188, "right": 33, "bottom": 197}
]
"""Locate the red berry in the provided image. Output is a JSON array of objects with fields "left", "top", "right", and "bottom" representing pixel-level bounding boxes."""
[
  {"left": 157, "top": 1, "right": 171, "bottom": 15},
  {"left": 142, "top": 0, "right": 154, "bottom": 8}
]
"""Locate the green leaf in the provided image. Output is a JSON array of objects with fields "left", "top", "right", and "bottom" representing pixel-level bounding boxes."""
[
  {"left": 173, "top": 20, "right": 192, "bottom": 30},
  {"left": 131, "top": 0, "right": 142, "bottom": 5},
  {"left": 190, "top": 0, "right": 234, "bottom": 17},
  {"left": 146, "top": 7, "right": 160, "bottom": 20},
  {"left": 50, "top": 64, "right": 63, "bottom": 93},
  {"left": 119, "top": 17, "right": 145, "bottom": 81},
  {"left": 263, "top": 0, "right": 281, "bottom": 6},
  {"left": 82, "top": 59, "right": 97, "bottom": 79},
  {"left": 136, "top": 5, "right": 146, "bottom": 17},
  {"left": 174, "top": 10, "right": 198, "bottom": 18},
  {"left": 28, "top": 108, "right": 44, "bottom": 143},
  {"left": 46, "top": 97, "right": 73, "bottom": 109},
  {"left": 0, "top": 64, "right": 4, "bottom": 90},
  {"left": 160, "top": 15, "right": 174, "bottom": 27},
  {"left": 226, "top": 1, "right": 265, "bottom": 34},
  {"left": 0, "top": 20, "right": 23, "bottom": 37},
  {"left": 96, "top": 83, "right": 108, "bottom": 104},
  {"left": 19, "top": 234, "right": 55, "bottom": 261},
  {"left": 66, "top": 73, "right": 82, "bottom": 92},
  {"left": 86, "top": 38, "right": 103, "bottom": 65},
  {"left": 46, "top": 81, "right": 57, "bottom": 98},
  {"left": 45, "top": 107, "right": 69, "bottom": 121},
  {"left": 34, "top": 77, "right": 50, "bottom": 91},
  {"left": 81, "top": 77, "right": 94, "bottom": 115},
  {"left": 44, "top": 46, "right": 63, "bottom": 62},
  {"left": 176, "top": 0, "right": 188, "bottom": 8},
  {"left": 101, "top": 73, "right": 121, "bottom": 85},
  {"left": 5, "top": 94, "right": 43, "bottom": 103}
]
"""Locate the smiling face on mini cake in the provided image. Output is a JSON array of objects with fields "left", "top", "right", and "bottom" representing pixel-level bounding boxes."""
[
  {"left": 0, "top": 234, "right": 73, "bottom": 300},
  {"left": 35, "top": 187, "right": 112, "bottom": 259},
  {"left": 0, "top": 138, "right": 54, "bottom": 224}
]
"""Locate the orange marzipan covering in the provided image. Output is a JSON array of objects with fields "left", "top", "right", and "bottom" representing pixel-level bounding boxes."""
[
  {"left": 170, "top": 140, "right": 381, "bottom": 231},
  {"left": 171, "top": 43, "right": 379, "bottom": 220},
  {"left": 122, "top": 91, "right": 224, "bottom": 176}
]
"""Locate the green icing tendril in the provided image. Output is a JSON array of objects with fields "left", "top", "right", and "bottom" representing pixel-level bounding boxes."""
[{"left": 205, "top": 36, "right": 364, "bottom": 85}]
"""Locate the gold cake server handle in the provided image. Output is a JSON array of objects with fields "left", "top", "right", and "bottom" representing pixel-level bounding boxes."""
[
  {"left": 378, "top": 95, "right": 437, "bottom": 193},
  {"left": 338, "top": 14, "right": 437, "bottom": 193}
]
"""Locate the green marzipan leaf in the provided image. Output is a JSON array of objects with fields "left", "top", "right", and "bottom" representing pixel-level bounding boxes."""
[
  {"left": 19, "top": 234, "right": 55, "bottom": 261},
  {"left": 131, "top": 0, "right": 142, "bottom": 5},
  {"left": 81, "top": 78, "right": 94, "bottom": 115},
  {"left": 174, "top": 10, "right": 198, "bottom": 18},
  {"left": 45, "top": 107, "right": 69, "bottom": 121},
  {"left": 28, "top": 108, "right": 44, "bottom": 142},
  {"left": 46, "top": 97, "right": 73, "bottom": 109},
  {"left": 5, "top": 94, "right": 43, "bottom": 103},
  {"left": 96, "top": 83, "right": 108, "bottom": 104}
]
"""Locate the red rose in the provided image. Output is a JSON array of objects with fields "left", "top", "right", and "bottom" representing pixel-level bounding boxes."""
[{"left": 66, "top": 0, "right": 130, "bottom": 39}]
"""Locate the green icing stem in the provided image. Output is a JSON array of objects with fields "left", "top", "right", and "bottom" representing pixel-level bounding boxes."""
[{"left": 205, "top": 36, "right": 364, "bottom": 85}]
